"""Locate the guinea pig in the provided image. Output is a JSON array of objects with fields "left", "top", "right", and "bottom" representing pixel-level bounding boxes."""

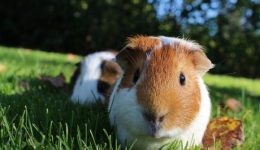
[
  {"left": 70, "top": 51, "right": 122, "bottom": 105},
  {"left": 108, "top": 36, "right": 214, "bottom": 149}
]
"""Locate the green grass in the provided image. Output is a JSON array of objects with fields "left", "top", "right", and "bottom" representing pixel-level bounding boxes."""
[{"left": 0, "top": 45, "right": 259, "bottom": 149}]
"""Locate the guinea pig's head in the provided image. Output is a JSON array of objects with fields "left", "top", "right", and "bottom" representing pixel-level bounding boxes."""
[
  {"left": 114, "top": 36, "right": 214, "bottom": 138},
  {"left": 70, "top": 51, "right": 122, "bottom": 105},
  {"left": 97, "top": 59, "right": 122, "bottom": 104}
]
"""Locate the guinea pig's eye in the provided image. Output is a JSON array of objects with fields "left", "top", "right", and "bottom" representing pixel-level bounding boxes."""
[
  {"left": 133, "top": 69, "right": 140, "bottom": 84},
  {"left": 179, "top": 73, "right": 185, "bottom": 86}
]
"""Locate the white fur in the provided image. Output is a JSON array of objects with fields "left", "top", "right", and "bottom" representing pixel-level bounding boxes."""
[
  {"left": 108, "top": 36, "right": 211, "bottom": 149},
  {"left": 71, "top": 51, "right": 116, "bottom": 104},
  {"left": 159, "top": 36, "right": 202, "bottom": 51}
]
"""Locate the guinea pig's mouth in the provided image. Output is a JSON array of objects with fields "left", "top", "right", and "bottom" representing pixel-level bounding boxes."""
[
  {"left": 139, "top": 134, "right": 171, "bottom": 142},
  {"left": 146, "top": 129, "right": 172, "bottom": 140},
  {"left": 150, "top": 133, "right": 171, "bottom": 139},
  {"left": 134, "top": 130, "right": 171, "bottom": 140}
]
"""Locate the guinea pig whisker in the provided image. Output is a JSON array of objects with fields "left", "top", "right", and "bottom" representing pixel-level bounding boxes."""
[
  {"left": 125, "top": 50, "right": 138, "bottom": 67},
  {"left": 129, "top": 55, "right": 138, "bottom": 67}
]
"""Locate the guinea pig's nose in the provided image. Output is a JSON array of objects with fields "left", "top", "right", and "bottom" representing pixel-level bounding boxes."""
[
  {"left": 143, "top": 112, "right": 165, "bottom": 123},
  {"left": 143, "top": 112, "right": 166, "bottom": 138},
  {"left": 143, "top": 112, "right": 155, "bottom": 123}
]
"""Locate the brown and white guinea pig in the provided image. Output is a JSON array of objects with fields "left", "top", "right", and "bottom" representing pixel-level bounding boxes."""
[
  {"left": 108, "top": 36, "right": 214, "bottom": 149},
  {"left": 70, "top": 51, "right": 122, "bottom": 105}
]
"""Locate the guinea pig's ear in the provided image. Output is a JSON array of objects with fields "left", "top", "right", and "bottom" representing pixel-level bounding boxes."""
[
  {"left": 101, "top": 60, "right": 122, "bottom": 77},
  {"left": 192, "top": 51, "right": 214, "bottom": 76},
  {"left": 116, "top": 46, "right": 143, "bottom": 70}
]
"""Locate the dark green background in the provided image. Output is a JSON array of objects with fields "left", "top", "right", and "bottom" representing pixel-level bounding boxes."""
[{"left": 0, "top": 0, "right": 259, "bottom": 78}]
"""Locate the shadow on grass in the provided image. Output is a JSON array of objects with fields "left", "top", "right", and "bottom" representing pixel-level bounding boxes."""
[{"left": 0, "top": 77, "right": 113, "bottom": 147}]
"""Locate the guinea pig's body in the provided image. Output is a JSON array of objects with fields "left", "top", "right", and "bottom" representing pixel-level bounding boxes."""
[
  {"left": 108, "top": 36, "right": 214, "bottom": 149},
  {"left": 70, "top": 51, "right": 122, "bottom": 104}
]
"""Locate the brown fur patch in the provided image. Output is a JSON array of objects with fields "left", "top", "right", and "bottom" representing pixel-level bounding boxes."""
[
  {"left": 191, "top": 51, "right": 214, "bottom": 75},
  {"left": 116, "top": 47, "right": 145, "bottom": 88},
  {"left": 98, "top": 60, "right": 122, "bottom": 105},
  {"left": 127, "top": 36, "right": 161, "bottom": 52},
  {"left": 117, "top": 36, "right": 213, "bottom": 130},
  {"left": 116, "top": 36, "right": 161, "bottom": 88}
]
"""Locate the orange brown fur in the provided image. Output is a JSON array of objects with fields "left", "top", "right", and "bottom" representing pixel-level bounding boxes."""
[
  {"left": 99, "top": 60, "right": 122, "bottom": 104},
  {"left": 117, "top": 36, "right": 213, "bottom": 130},
  {"left": 127, "top": 35, "right": 161, "bottom": 52}
]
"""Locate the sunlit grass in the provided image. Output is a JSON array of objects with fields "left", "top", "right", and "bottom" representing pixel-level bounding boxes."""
[{"left": 0, "top": 46, "right": 259, "bottom": 149}]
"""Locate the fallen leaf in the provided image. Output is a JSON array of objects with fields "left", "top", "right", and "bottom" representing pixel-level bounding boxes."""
[
  {"left": 0, "top": 64, "right": 6, "bottom": 73},
  {"left": 225, "top": 98, "right": 242, "bottom": 112},
  {"left": 203, "top": 117, "right": 244, "bottom": 150},
  {"left": 67, "top": 53, "right": 77, "bottom": 61},
  {"left": 41, "top": 73, "right": 65, "bottom": 88},
  {"left": 24, "top": 48, "right": 32, "bottom": 53}
]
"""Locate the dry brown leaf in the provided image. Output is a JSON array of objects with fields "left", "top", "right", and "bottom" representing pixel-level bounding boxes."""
[
  {"left": 203, "top": 117, "right": 244, "bottom": 150},
  {"left": 67, "top": 53, "right": 77, "bottom": 61},
  {"left": 41, "top": 73, "right": 65, "bottom": 88},
  {"left": 225, "top": 98, "right": 242, "bottom": 112},
  {"left": 24, "top": 48, "right": 32, "bottom": 53},
  {"left": 0, "top": 64, "right": 6, "bottom": 73}
]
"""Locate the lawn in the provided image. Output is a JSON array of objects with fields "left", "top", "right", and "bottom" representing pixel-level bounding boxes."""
[{"left": 0, "top": 46, "right": 259, "bottom": 149}]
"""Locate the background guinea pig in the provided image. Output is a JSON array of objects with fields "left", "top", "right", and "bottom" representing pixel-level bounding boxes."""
[
  {"left": 108, "top": 36, "right": 214, "bottom": 149},
  {"left": 70, "top": 51, "right": 122, "bottom": 105}
]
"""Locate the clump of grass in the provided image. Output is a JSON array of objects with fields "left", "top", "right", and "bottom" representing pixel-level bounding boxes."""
[{"left": 0, "top": 106, "right": 123, "bottom": 149}]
